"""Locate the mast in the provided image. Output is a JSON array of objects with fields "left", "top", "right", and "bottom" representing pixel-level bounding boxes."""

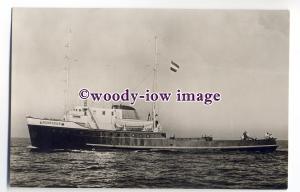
[
  {"left": 152, "top": 36, "right": 158, "bottom": 129},
  {"left": 64, "top": 27, "right": 72, "bottom": 114}
]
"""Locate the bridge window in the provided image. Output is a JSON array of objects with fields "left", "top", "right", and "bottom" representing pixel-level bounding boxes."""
[{"left": 122, "top": 109, "right": 138, "bottom": 119}]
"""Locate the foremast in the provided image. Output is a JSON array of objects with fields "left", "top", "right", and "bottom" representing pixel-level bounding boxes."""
[{"left": 152, "top": 36, "right": 159, "bottom": 130}]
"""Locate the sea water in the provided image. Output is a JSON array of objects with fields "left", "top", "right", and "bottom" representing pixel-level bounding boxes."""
[{"left": 9, "top": 138, "right": 288, "bottom": 189}]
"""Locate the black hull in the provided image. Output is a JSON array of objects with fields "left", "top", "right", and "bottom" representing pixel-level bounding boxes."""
[{"left": 28, "top": 125, "right": 278, "bottom": 152}]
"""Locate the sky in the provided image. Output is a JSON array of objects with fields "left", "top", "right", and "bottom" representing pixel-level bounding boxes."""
[{"left": 11, "top": 9, "right": 289, "bottom": 139}]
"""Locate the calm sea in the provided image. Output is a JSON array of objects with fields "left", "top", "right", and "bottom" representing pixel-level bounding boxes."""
[{"left": 9, "top": 138, "right": 288, "bottom": 189}]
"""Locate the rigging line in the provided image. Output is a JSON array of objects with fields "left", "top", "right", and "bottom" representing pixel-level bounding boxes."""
[
  {"left": 156, "top": 49, "right": 172, "bottom": 64},
  {"left": 132, "top": 69, "right": 153, "bottom": 91}
]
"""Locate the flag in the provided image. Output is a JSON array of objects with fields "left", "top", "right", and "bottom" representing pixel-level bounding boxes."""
[{"left": 170, "top": 61, "right": 180, "bottom": 72}]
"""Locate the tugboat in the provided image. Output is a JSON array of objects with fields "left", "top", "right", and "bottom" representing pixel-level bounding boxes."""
[
  {"left": 27, "top": 103, "right": 277, "bottom": 152},
  {"left": 26, "top": 36, "right": 278, "bottom": 152}
]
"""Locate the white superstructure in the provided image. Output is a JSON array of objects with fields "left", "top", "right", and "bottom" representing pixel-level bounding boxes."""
[{"left": 28, "top": 105, "right": 156, "bottom": 132}]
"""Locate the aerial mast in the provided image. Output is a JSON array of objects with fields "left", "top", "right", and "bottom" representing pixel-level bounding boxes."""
[
  {"left": 152, "top": 36, "right": 158, "bottom": 130},
  {"left": 64, "top": 27, "right": 72, "bottom": 114}
]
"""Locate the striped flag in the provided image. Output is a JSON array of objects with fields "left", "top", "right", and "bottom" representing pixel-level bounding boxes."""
[{"left": 170, "top": 61, "right": 180, "bottom": 72}]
